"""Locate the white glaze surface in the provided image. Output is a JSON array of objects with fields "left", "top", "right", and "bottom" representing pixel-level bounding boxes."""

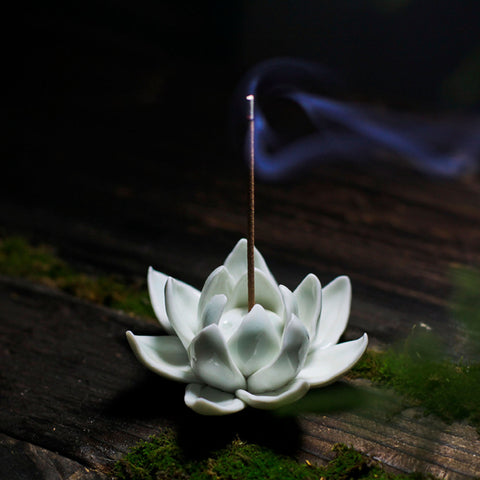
[{"left": 127, "top": 239, "right": 368, "bottom": 415}]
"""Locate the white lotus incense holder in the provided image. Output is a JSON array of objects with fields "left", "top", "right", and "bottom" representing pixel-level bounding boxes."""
[{"left": 126, "top": 239, "right": 368, "bottom": 415}]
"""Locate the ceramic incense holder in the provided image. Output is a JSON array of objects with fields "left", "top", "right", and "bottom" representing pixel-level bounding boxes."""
[{"left": 127, "top": 239, "right": 368, "bottom": 415}]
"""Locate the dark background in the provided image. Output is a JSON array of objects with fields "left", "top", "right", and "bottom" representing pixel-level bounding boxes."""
[{"left": 7, "top": 0, "right": 480, "bottom": 184}]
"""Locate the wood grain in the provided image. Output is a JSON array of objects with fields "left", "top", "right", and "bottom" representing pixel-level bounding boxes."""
[
  {"left": 1, "top": 155, "right": 479, "bottom": 478},
  {"left": 0, "top": 433, "right": 107, "bottom": 480},
  {"left": 1, "top": 273, "right": 479, "bottom": 479}
]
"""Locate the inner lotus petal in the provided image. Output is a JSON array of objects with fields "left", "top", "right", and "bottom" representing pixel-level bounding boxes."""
[
  {"left": 189, "top": 324, "right": 246, "bottom": 392},
  {"left": 218, "top": 307, "right": 283, "bottom": 341},
  {"left": 217, "top": 307, "right": 247, "bottom": 340},
  {"left": 126, "top": 332, "right": 196, "bottom": 383},
  {"left": 223, "top": 238, "right": 277, "bottom": 285},
  {"left": 185, "top": 384, "right": 245, "bottom": 415},
  {"left": 279, "top": 285, "right": 299, "bottom": 324},
  {"left": 227, "top": 304, "right": 281, "bottom": 377},
  {"left": 247, "top": 316, "right": 310, "bottom": 394},
  {"left": 165, "top": 277, "right": 201, "bottom": 349},
  {"left": 226, "top": 268, "right": 284, "bottom": 315},
  {"left": 201, "top": 294, "right": 227, "bottom": 328},
  {"left": 197, "top": 266, "right": 234, "bottom": 320},
  {"left": 312, "top": 276, "right": 351, "bottom": 349}
]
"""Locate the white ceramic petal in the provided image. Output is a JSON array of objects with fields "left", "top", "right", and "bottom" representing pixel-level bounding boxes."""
[
  {"left": 218, "top": 308, "right": 284, "bottom": 341},
  {"left": 197, "top": 266, "right": 234, "bottom": 320},
  {"left": 126, "top": 331, "right": 196, "bottom": 382},
  {"left": 201, "top": 294, "right": 227, "bottom": 327},
  {"left": 165, "top": 277, "right": 201, "bottom": 349},
  {"left": 223, "top": 238, "right": 276, "bottom": 284},
  {"left": 216, "top": 307, "right": 247, "bottom": 340},
  {"left": 247, "top": 316, "right": 310, "bottom": 394},
  {"left": 236, "top": 379, "right": 309, "bottom": 410},
  {"left": 148, "top": 267, "right": 174, "bottom": 332},
  {"left": 294, "top": 274, "right": 322, "bottom": 338},
  {"left": 185, "top": 384, "right": 245, "bottom": 415},
  {"left": 299, "top": 334, "right": 368, "bottom": 387},
  {"left": 313, "top": 276, "right": 352, "bottom": 348},
  {"left": 226, "top": 268, "right": 283, "bottom": 315},
  {"left": 279, "top": 285, "right": 299, "bottom": 324},
  {"left": 227, "top": 304, "right": 281, "bottom": 377},
  {"left": 189, "top": 324, "right": 246, "bottom": 392}
]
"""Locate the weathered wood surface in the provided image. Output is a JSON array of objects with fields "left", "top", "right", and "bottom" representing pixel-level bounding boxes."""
[
  {"left": 1, "top": 156, "right": 480, "bottom": 478},
  {"left": 2, "top": 275, "right": 480, "bottom": 480},
  {"left": 0, "top": 433, "right": 106, "bottom": 480},
  {"left": 2, "top": 160, "right": 479, "bottom": 347}
]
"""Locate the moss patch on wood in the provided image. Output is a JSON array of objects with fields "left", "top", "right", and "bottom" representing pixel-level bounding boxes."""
[
  {"left": 349, "top": 266, "right": 480, "bottom": 429},
  {"left": 451, "top": 265, "right": 480, "bottom": 359},
  {"left": 114, "top": 429, "right": 435, "bottom": 480},
  {"left": 0, "top": 236, "right": 154, "bottom": 319},
  {"left": 349, "top": 332, "right": 480, "bottom": 428}
]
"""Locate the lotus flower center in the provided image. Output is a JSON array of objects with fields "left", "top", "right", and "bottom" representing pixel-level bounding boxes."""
[{"left": 218, "top": 307, "right": 283, "bottom": 340}]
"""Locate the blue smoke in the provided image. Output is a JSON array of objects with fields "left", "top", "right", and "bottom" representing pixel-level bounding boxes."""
[{"left": 234, "top": 58, "right": 480, "bottom": 180}]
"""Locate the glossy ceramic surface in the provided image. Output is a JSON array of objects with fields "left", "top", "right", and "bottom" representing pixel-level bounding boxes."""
[{"left": 127, "top": 239, "right": 368, "bottom": 415}]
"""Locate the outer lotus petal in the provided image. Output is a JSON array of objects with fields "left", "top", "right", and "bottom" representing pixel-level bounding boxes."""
[
  {"left": 197, "top": 266, "right": 234, "bottom": 320},
  {"left": 227, "top": 304, "right": 281, "bottom": 377},
  {"left": 126, "top": 331, "right": 196, "bottom": 382},
  {"left": 236, "top": 379, "right": 309, "bottom": 410},
  {"left": 165, "top": 277, "right": 201, "bottom": 349},
  {"left": 294, "top": 274, "right": 321, "bottom": 338},
  {"left": 185, "top": 384, "right": 245, "bottom": 415},
  {"left": 313, "top": 276, "right": 352, "bottom": 348},
  {"left": 226, "top": 268, "right": 283, "bottom": 315},
  {"left": 200, "top": 294, "right": 227, "bottom": 327},
  {"left": 148, "top": 267, "right": 175, "bottom": 333},
  {"left": 223, "top": 238, "right": 276, "bottom": 285},
  {"left": 189, "top": 324, "right": 246, "bottom": 392},
  {"left": 247, "top": 315, "right": 310, "bottom": 394},
  {"left": 299, "top": 334, "right": 368, "bottom": 387},
  {"left": 279, "top": 285, "right": 299, "bottom": 324}
]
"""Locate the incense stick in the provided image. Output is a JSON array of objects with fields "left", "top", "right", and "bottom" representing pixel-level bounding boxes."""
[{"left": 247, "top": 94, "right": 255, "bottom": 311}]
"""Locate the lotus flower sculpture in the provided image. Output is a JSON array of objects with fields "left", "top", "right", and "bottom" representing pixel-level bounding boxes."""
[{"left": 126, "top": 239, "right": 368, "bottom": 415}]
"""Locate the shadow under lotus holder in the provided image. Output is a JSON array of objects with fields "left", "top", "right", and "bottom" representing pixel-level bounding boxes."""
[{"left": 127, "top": 239, "right": 368, "bottom": 415}]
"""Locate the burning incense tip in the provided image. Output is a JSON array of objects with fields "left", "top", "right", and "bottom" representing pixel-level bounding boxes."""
[{"left": 246, "top": 94, "right": 255, "bottom": 121}]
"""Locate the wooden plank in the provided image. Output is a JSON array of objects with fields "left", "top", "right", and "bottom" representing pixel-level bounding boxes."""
[
  {"left": 300, "top": 409, "right": 480, "bottom": 479},
  {"left": 1, "top": 276, "right": 479, "bottom": 479},
  {"left": 0, "top": 433, "right": 107, "bottom": 480},
  {"left": 1, "top": 163, "right": 477, "bottom": 350},
  {"left": 0, "top": 277, "right": 169, "bottom": 473},
  {"left": 1, "top": 139, "right": 480, "bottom": 478}
]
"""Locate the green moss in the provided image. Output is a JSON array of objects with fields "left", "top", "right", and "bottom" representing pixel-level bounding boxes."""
[
  {"left": 349, "top": 337, "right": 480, "bottom": 427},
  {"left": 114, "top": 430, "right": 435, "bottom": 480},
  {"left": 451, "top": 266, "right": 480, "bottom": 358},
  {"left": 349, "top": 266, "right": 480, "bottom": 428},
  {"left": 0, "top": 236, "right": 154, "bottom": 319}
]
